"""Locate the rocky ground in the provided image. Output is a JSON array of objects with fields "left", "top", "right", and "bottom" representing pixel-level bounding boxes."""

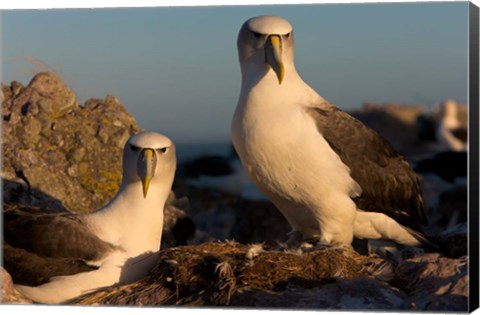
[{"left": 1, "top": 73, "right": 472, "bottom": 311}]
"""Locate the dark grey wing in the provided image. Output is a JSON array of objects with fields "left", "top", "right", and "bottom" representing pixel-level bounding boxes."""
[
  {"left": 3, "top": 203, "right": 117, "bottom": 261},
  {"left": 3, "top": 242, "right": 98, "bottom": 286},
  {"left": 306, "top": 103, "right": 428, "bottom": 231}
]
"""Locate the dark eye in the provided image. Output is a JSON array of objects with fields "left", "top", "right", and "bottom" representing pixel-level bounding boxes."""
[
  {"left": 130, "top": 144, "right": 141, "bottom": 152},
  {"left": 285, "top": 32, "right": 291, "bottom": 38},
  {"left": 252, "top": 31, "right": 263, "bottom": 38},
  {"left": 157, "top": 147, "right": 167, "bottom": 154}
]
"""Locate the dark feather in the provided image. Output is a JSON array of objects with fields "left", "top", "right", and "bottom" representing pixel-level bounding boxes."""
[
  {"left": 3, "top": 203, "right": 118, "bottom": 285},
  {"left": 4, "top": 203, "right": 117, "bottom": 260},
  {"left": 3, "top": 242, "right": 98, "bottom": 286},
  {"left": 307, "top": 103, "right": 428, "bottom": 232}
]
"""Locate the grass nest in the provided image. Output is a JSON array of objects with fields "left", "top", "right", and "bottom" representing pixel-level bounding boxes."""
[{"left": 72, "top": 241, "right": 382, "bottom": 307}]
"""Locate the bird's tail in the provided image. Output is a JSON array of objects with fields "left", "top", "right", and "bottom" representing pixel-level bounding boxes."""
[{"left": 405, "top": 226, "right": 459, "bottom": 258}]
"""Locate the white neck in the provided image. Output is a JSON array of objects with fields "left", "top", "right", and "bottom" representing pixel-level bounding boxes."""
[
  {"left": 238, "top": 64, "right": 323, "bottom": 112},
  {"left": 85, "top": 181, "right": 169, "bottom": 254}
]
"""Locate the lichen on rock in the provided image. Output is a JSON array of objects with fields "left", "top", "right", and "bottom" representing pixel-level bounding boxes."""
[{"left": 2, "top": 72, "right": 140, "bottom": 213}]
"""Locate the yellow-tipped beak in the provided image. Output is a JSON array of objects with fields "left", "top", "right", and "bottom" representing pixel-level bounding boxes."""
[
  {"left": 266, "top": 35, "right": 285, "bottom": 84},
  {"left": 137, "top": 148, "right": 156, "bottom": 198}
]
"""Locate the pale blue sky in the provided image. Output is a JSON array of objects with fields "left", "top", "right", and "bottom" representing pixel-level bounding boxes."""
[{"left": 1, "top": 2, "right": 470, "bottom": 145}]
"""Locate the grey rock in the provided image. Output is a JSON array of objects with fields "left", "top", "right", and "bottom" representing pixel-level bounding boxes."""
[
  {"left": 232, "top": 277, "right": 408, "bottom": 310},
  {"left": 97, "top": 125, "right": 110, "bottom": 144},
  {"left": 22, "top": 117, "right": 42, "bottom": 145},
  {"left": 11, "top": 81, "right": 24, "bottom": 97},
  {"left": 67, "top": 164, "right": 79, "bottom": 177},
  {"left": 392, "top": 253, "right": 469, "bottom": 311},
  {"left": 70, "top": 147, "right": 86, "bottom": 163},
  {"left": 2, "top": 73, "right": 139, "bottom": 213},
  {"left": 37, "top": 99, "right": 54, "bottom": 113}
]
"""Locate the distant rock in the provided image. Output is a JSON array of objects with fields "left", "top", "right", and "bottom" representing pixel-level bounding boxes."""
[
  {"left": 184, "top": 159, "right": 265, "bottom": 201},
  {"left": 180, "top": 155, "right": 234, "bottom": 178},
  {"left": 413, "top": 151, "right": 467, "bottom": 183},
  {"left": 350, "top": 102, "right": 428, "bottom": 157},
  {"left": 172, "top": 180, "right": 287, "bottom": 245}
]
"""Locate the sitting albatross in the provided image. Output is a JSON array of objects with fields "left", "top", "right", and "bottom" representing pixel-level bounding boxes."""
[
  {"left": 231, "top": 16, "right": 433, "bottom": 250},
  {"left": 4, "top": 131, "right": 176, "bottom": 304}
]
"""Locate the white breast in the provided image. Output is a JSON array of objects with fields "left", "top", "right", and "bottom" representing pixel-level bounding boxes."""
[{"left": 232, "top": 84, "right": 359, "bottom": 242}]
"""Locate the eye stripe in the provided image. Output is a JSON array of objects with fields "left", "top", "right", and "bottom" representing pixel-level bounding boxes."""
[
  {"left": 130, "top": 145, "right": 168, "bottom": 153},
  {"left": 251, "top": 30, "right": 290, "bottom": 38},
  {"left": 130, "top": 144, "right": 141, "bottom": 152},
  {"left": 251, "top": 31, "right": 263, "bottom": 38}
]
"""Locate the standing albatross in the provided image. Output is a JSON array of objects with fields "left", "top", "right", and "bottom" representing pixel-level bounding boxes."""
[
  {"left": 4, "top": 131, "right": 176, "bottom": 304},
  {"left": 231, "top": 16, "right": 432, "bottom": 250}
]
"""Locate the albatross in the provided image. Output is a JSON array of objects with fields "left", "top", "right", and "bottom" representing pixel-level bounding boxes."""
[
  {"left": 435, "top": 99, "right": 468, "bottom": 152},
  {"left": 231, "top": 16, "right": 433, "bottom": 251},
  {"left": 4, "top": 131, "right": 176, "bottom": 304}
]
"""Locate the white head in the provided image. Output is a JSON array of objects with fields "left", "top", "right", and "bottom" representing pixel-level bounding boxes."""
[
  {"left": 237, "top": 16, "right": 294, "bottom": 85},
  {"left": 121, "top": 131, "right": 176, "bottom": 198}
]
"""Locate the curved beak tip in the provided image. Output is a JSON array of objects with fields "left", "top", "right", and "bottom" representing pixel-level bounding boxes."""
[
  {"left": 277, "top": 65, "right": 285, "bottom": 84},
  {"left": 142, "top": 177, "right": 151, "bottom": 198}
]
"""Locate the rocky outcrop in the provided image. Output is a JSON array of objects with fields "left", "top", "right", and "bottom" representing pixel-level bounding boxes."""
[{"left": 2, "top": 73, "right": 139, "bottom": 213}]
